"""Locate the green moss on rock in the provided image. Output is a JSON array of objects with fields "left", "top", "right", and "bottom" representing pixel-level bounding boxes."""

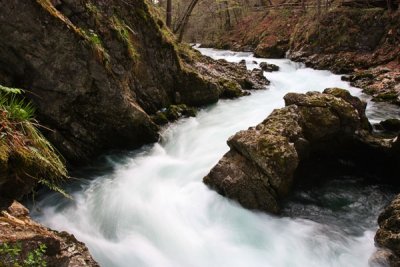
[
  {"left": 112, "top": 16, "right": 140, "bottom": 61},
  {"left": 373, "top": 91, "right": 399, "bottom": 102},
  {"left": 219, "top": 79, "right": 248, "bottom": 99},
  {"left": 151, "top": 104, "right": 197, "bottom": 125}
]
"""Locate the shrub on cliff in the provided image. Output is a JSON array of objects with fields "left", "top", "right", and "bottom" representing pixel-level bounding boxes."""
[{"left": 0, "top": 85, "right": 68, "bottom": 203}]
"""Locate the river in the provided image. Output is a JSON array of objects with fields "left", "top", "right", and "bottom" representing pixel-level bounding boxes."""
[{"left": 32, "top": 48, "right": 400, "bottom": 267}]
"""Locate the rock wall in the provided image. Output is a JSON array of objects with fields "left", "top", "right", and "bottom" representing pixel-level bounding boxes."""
[
  {"left": 0, "top": 0, "right": 267, "bottom": 164},
  {"left": 203, "top": 88, "right": 399, "bottom": 213}
]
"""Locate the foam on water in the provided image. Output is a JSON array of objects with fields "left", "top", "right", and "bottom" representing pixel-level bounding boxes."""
[{"left": 32, "top": 48, "right": 400, "bottom": 267}]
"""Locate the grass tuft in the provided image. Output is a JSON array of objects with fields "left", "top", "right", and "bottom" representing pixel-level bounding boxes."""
[{"left": 0, "top": 85, "right": 69, "bottom": 199}]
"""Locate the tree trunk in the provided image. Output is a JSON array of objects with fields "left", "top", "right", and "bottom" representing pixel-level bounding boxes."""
[
  {"left": 222, "top": 0, "right": 231, "bottom": 30},
  {"left": 166, "top": 0, "right": 172, "bottom": 28},
  {"left": 173, "top": 0, "right": 200, "bottom": 42},
  {"left": 317, "top": 0, "right": 321, "bottom": 17}
]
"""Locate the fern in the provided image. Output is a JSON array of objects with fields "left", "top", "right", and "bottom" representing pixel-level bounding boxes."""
[
  {"left": 0, "top": 84, "right": 35, "bottom": 121},
  {"left": 38, "top": 179, "right": 72, "bottom": 200},
  {"left": 0, "top": 85, "right": 23, "bottom": 95}
]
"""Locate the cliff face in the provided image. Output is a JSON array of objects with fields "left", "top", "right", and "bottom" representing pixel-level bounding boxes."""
[{"left": 0, "top": 0, "right": 266, "bottom": 164}]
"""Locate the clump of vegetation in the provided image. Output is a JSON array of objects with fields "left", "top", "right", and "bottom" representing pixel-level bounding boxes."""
[
  {"left": 36, "top": 0, "right": 110, "bottom": 70},
  {"left": 0, "top": 85, "right": 68, "bottom": 199},
  {"left": 111, "top": 16, "right": 140, "bottom": 60},
  {"left": 86, "top": 30, "right": 102, "bottom": 46},
  {"left": 0, "top": 242, "right": 47, "bottom": 267}
]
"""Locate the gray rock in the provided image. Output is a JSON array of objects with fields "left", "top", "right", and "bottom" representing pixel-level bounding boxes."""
[{"left": 259, "top": 62, "right": 280, "bottom": 72}]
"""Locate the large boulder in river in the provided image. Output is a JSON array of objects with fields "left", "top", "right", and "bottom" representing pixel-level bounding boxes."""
[{"left": 203, "top": 88, "right": 399, "bottom": 213}]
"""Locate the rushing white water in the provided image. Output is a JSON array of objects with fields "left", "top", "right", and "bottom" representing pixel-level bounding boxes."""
[{"left": 33, "top": 49, "right": 400, "bottom": 267}]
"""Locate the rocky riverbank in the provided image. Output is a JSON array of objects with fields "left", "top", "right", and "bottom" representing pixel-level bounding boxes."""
[
  {"left": 0, "top": 84, "right": 99, "bottom": 266},
  {"left": 203, "top": 5, "right": 400, "bottom": 107},
  {"left": 288, "top": 8, "right": 400, "bottom": 106},
  {"left": 203, "top": 88, "right": 400, "bottom": 263},
  {"left": 0, "top": 201, "right": 98, "bottom": 266}
]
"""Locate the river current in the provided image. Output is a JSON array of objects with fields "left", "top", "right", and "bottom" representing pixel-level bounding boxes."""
[{"left": 32, "top": 48, "right": 400, "bottom": 267}]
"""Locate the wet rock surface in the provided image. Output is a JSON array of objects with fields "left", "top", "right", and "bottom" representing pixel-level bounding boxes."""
[
  {"left": 375, "top": 194, "right": 400, "bottom": 266},
  {"left": 0, "top": 201, "right": 99, "bottom": 267},
  {"left": 151, "top": 104, "right": 197, "bottom": 126},
  {"left": 203, "top": 89, "right": 400, "bottom": 214},
  {"left": 259, "top": 62, "right": 280, "bottom": 72},
  {"left": 344, "top": 67, "right": 400, "bottom": 106}
]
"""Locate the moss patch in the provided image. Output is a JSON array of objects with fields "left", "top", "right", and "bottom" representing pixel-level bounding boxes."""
[
  {"left": 151, "top": 104, "right": 197, "bottom": 125},
  {"left": 111, "top": 16, "right": 140, "bottom": 61},
  {"left": 218, "top": 79, "right": 246, "bottom": 99}
]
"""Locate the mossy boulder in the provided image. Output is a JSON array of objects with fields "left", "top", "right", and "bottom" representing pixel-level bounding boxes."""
[
  {"left": 203, "top": 88, "right": 398, "bottom": 214},
  {"left": 259, "top": 62, "right": 280, "bottom": 72},
  {"left": 254, "top": 40, "right": 289, "bottom": 59},
  {"left": 151, "top": 104, "right": 197, "bottom": 126},
  {"left": 373, "top": 91, "right": 400, "bottom": 104},
  {"left": 218, "top": 79, "right": 249, "bottom": 99}
]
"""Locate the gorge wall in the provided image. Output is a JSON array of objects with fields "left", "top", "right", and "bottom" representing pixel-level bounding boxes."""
[
  {"left": 0, "top": 1, "right": 268, "bottom": 265},
  {"left": 0, "top": 0, "right": 266, "bottom": 164}
]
